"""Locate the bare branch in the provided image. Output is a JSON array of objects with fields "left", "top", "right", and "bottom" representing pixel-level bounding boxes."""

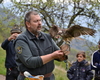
[{"left": 68, "top": 7, "right": 84, "bottom": 28}]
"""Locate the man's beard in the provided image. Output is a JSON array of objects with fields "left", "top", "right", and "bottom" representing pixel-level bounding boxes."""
[
  {"left": 29, "top": 25, "right": 42, "bottom": 35},
  {"left": 32, "top": 29, "right": 41, "bottom": 35},
  {"left": 32, "top": 30, "right": 40, "bottom": 35}
]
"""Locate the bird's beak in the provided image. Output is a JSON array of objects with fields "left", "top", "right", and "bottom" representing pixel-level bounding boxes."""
[{"left": 57, "top": 30, "right": 62, "bottom": 35}]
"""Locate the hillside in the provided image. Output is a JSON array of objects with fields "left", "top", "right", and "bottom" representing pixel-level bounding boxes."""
[
  {"left": 70, "top": 37, "right": 96, "bottom": 51},
  {"left": 67, "top": 37, "right": 97, "bottom": 61}
]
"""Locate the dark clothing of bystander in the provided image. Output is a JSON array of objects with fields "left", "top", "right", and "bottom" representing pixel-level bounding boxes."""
[
  {"left": 91, "top": 50, "right": 100, "bottom": 80},
  {"left": 67, "top": 60, "right": 93, "bottom": 80},
  {"left": 1, "top": 39, "right": 19, "bottom": 80}
]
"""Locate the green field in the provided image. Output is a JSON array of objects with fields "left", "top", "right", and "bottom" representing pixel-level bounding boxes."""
[{"left": 0, "top": 47, "right": 6, "bottom": 75}]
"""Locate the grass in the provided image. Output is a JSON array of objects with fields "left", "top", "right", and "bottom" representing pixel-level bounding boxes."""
[
  {"left": 54, "top": 60, "right": 67, "bottom": 69},
  {"left": 54, "top": 60, "right": 68, "bottom": 80},
  {"left": 0, "top": 47, "right": 6, "bottom": 75},
  {"left": 53, "top": 67, "right": 68, "bottom": 80}
]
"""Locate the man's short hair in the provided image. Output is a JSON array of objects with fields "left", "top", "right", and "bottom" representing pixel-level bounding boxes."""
[
  {"left": 10, "top": 25, "right": 22, "bottom": 34},
  {"left": 24, "top": 11, "right": 39, "bottom": 28}
]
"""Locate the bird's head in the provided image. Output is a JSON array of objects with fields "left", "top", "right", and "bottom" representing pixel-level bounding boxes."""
[{"left": 49, "top": 25, "right": 63, "bottom": 38}]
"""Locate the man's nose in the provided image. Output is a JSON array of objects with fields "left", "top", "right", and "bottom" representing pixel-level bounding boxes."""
[{"left": 38, "top": 21, "right": 41, "bottom": 25}]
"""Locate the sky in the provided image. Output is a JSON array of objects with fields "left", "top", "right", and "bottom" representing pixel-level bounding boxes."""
[
  {"left": 3, "top": 0, "right": 68, "bottom": 3},
  {"left": 2, "top": 0, "right": 100, "bottom": 44},
  {"left": 3, "top": 0, "right": 12, "bottom": 3}
]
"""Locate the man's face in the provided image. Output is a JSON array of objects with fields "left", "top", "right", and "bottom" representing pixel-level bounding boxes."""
[
  {"left": 26, "top": 14, "right": 42, "bottom": 35},
  {"left": 77, "top": 54, "right": 85, "bottom": 62}
]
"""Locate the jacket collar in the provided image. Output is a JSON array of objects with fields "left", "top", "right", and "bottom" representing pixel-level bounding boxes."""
[
  {"left": 24, "top": 29, "right": 45, "bottom": 40},
  {"left": 76, "top": 60, "right": 86, "bottom": 66}
]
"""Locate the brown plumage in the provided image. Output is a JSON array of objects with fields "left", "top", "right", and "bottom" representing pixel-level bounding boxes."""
[
  {"left": 49, "top": 25, "right": 96, "bottom": 42},
  {"left": 49, "top": 25, "right": 96, "bottom": 55},
  {"left": 60, "top": 44, "right": 70, "bottom": 55},
  {"left": 49, "top": 25, "right": 60, "bottom": 38}
]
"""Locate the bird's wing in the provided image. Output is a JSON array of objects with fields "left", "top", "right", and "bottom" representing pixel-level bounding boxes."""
[{"left": 65, "top": 25, "right": 96, "bottom": 37}]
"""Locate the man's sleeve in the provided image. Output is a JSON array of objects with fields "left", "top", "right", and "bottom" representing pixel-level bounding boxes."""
[
  {"left": 15, "top": 40, "right": 43, "bottom": 68},
  {"left": 1, "top": 39, "right": 10, "bottom": 50},
  {"left": 91, "top": 51, "right": 97, "bottom": 70}
]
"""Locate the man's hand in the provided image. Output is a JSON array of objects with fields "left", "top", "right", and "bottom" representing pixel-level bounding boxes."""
[
  {"left": 41, "top": 50, "right": 67, "bottom": 64},
  {"left": 8, "top": 33, "right": 19, "bottom": 41},
  {"left": 52, "top": 50, "right": 67, "bottom": 61}
]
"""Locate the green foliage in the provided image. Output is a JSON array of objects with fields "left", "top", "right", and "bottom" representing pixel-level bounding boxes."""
[
  {"left": 9, "top": 0, "right": 100, "bottom": 51},
  {"left": 53, "top": 68, "right": 68, "bottom": 80},
  {"left": 54, "top": 60, "right": 68, "bottom": 80},
  {"left": 14, "top": 0, "right": 99, "bottom": 28},
  {"left": 0, "top": 26, "right": 10, "bottom": 42},
  {"left": 68, "top": 48, "right": 79, "bottom": 61},
  {"left": 0, "top": 47, "right": 6, "bottom": 75},
  {"left": 0, "top": 34, "right": 3, "bottom": 42},
  {"left": 54, "top": 60, "right": 66, "bottom": 69},
  {"left": 24, "top": 78, "right": 29, "bottom": 80},
  {"left": 0, "top": 6, "right": 22, "bottom": 42}
]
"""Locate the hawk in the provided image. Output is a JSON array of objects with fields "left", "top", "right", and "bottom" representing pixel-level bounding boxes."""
[
  {"left": 49, "top": 25, "right": 96, "bottom": 41},
  {"left": 49, "top": 25, "right": 96, "bottom": 55}
]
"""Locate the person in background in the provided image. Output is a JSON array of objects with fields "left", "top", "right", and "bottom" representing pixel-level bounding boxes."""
[
  {"left": 14, "top": 11, "right": 68, "bottom": 80},
  {"left": 1, "top": 25, "right": 22, "bottom": 80},
  {"left": 91, "top": 39, "right": 100, "bottom": 80},
  {"left": 67, "top": 51, "right": 93, "bottom": 80}
]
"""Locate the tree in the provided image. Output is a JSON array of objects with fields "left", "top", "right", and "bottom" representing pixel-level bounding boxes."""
[
  {"left": 9, "top": 0, "right": 100, "bottom": 50},
  {"left": 0, "top": 0, "right": 3, "bottom": 3},
  {"left": 0, "top": 6, "right": 21, "bottom": 42},
  {"left": 10, "top": 0, "right": 100, "bottom": 27}
]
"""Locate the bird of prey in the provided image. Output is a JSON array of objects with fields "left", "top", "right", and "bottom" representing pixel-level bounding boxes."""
[
  {"left": 49, "top": 25, "right": 96, "bottom": 42},
  {"left": 49, "top": 25, "right": 96, "bottom": 55}
]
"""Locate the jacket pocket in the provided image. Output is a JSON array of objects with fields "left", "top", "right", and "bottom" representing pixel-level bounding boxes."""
[{"left": 44, "top": 46, "right": 52, "bottom": 54}]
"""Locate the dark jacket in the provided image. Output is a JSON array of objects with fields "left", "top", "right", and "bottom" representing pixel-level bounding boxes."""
[
  {"left": 14, "top": 30, "right": 59, "bottom": 75},
  {"left": 1, "top": 39, "right": 17, "bottom": 68},
  {"left": 67, "top": 60, "right": 93, "bottom": 80},
  {"left": 91, "top": 50, "right": 100, "bottom": 76}
]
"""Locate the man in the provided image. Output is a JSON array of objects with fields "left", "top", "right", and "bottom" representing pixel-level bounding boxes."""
[
  {"left": 1, "top": 25, "right": 22, "bottom": 80},
  {"left": 91, "top": 39, "right": 100, "bottom": 80},
  {"left": 14, "top": 11, "right": 67, "bottom": 80}
]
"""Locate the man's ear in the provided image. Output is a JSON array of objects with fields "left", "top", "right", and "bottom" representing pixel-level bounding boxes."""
[{"left": 26, "top": 21, "right": 30, "bottom": 28}]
